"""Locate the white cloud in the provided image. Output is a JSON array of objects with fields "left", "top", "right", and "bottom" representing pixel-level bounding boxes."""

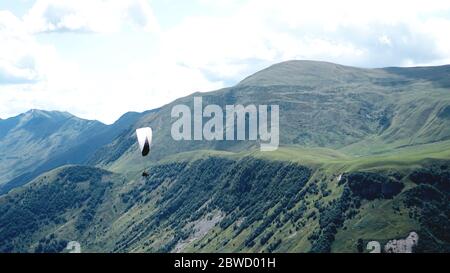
[
  {"left": 0, "top": 7, "right": 222, "bottom": 123},
  {"left": 0, "top": 11, "right": 42, "bottom": 84},
  {"left": 2, "top": 0, "right": 450, "bottom": 123},
  {"left": 156, "top": 0, "right": 450, "bottom": 83},
  {"left": 23, "top": 0, "right": 159, "bottom": 33},
  {"left": 378, "top": 35, "right": 392, "bottom": 47},
  {"left": 88, "top": 59, "right": 224, "bottom": 123}
]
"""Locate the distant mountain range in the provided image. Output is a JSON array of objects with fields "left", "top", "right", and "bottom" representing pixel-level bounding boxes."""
[
  {"left": 0, "top": 109, "right": 151, "bottom": 194},
  {"left": 0, "top": 60, "right": 449, "bottom": 253}
]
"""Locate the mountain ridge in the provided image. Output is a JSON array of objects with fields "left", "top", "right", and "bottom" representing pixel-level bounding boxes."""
[
  {"left": 83, "top": 61, "right": 450, "bottom": 174},
  {"left": 0, "top": 108, "right": 152, "bottom": 193},
  {"left": 1, "top": 60, "right": 450, "bottom": 253},
  {"left": 2, "top": 60, "right": 450, "bottom": 182}
]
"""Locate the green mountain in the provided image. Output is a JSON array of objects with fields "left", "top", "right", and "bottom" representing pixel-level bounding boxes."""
[
  {"left": 0, "top": 60, "right": 449, "bottom": 253},
  {"left": 90, "top": 60, "right": 450, "bottom": 172},
  {"left": 1, "top": 149, "right": 449, "bottom": 253}
]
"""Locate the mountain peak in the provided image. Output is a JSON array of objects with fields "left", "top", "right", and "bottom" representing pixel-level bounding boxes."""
[
  {"left": 237, "top": 60, "right": 371, "bottom": 87},
  {"left": 24, "top": 109, "right": 73, "bottom": 119},
  {"left": 0, "top": 109, "right": 83, "bottom": 140},
  {"left": 18, "top": 109, "right": 86, "bottom": 128}
]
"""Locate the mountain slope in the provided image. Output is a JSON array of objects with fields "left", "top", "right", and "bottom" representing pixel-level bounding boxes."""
[
  {"left": 0, "top": 109, "right": 104, "bottom": 187},
  {"left": 0, "top": 109, "right": 146, "bottom": 194},
  {"left": 89, "top": 61, "right": 450, "bottom": 172},
  {"left": 0, "top": 165, "right": 124, "bottom": 252},
  {"left": 1, "top": 149, "right": 449, "bottom": 253}
]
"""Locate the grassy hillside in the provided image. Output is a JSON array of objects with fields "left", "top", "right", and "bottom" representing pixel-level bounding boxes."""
[
  {"left": 1, "top": 142, "right": 449, "bottom": 253},
  {"left": 89, "top": 61, "right": 450, "bottom": 174}
]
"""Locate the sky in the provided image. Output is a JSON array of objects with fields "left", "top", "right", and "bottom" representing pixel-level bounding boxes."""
[{"left": 1, "top": 0, "right": 450, "bottom": 124}]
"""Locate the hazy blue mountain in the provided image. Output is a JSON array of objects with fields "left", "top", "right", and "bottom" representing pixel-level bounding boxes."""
[{"left": 0, "top": 109, "right": 145, "bottom": 194}]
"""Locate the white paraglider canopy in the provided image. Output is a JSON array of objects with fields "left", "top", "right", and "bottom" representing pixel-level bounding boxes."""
[{"left": 136, "top": 127, "right": 152, "bottom": 156}]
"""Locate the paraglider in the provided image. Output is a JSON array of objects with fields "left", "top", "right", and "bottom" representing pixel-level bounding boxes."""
[{"left": 136, "top": 127, "right": 152, "bottom": 176}]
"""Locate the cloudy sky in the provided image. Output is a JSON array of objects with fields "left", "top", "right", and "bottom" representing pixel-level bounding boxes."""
[{"left": 1, "top": 0, "right": 450, "bottom": 124}]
